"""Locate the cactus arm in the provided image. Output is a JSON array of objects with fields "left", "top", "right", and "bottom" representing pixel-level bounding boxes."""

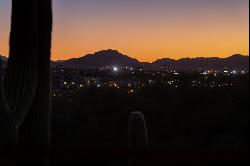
[{"left": 0, "top": 60, "right": 17, "bottom": 146}]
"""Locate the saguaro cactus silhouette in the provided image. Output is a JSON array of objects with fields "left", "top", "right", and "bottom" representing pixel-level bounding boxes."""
[
  {"left": 17, "top": 0, "right": 52, "bottom": 146},
  {"left": 0, "top": 0, "right": 52, "bottom": 163},
  {"left": 128, "top": 111, "right": 149, "bottom": 165}
]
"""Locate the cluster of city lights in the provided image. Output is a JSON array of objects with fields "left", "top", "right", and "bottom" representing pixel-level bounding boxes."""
[
  {"left": 51, "top": 66, "right": 248, "bottom": 99},
  {"left": 202, "top": 70, "right": 246, "bottom": 75}
]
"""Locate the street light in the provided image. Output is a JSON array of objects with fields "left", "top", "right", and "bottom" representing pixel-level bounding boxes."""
[{"left": 113, "top": 67, "right": 118, "bottom": 72}]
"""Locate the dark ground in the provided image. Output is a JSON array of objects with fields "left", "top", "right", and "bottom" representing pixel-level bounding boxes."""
[{"left": 51, "top": 74, "right": 249, "bottom": 165}]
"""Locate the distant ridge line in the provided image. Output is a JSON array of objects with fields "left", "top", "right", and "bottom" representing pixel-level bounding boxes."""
[
  {"left": 51, "top": 50, "right": 249, "bottom": 72},
  {"left": 1, "top": 51, "right": 249, "bottom": 72}
]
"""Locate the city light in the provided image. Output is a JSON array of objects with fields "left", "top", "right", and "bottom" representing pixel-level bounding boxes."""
[
  {"left": 128, "top": 89, "right": 134, "bottom": 94},
  {"left": 232, "top": 70, "right": 237, "bottom": 74},
  {"left": 202, "top": 71, "right": 208, "bottom": 75},
  {"left": 113, "top": 67, "right": 118, "bottom": 72},
  {"left": 52, "top": 67, "right": 248, "bottom": 95}
]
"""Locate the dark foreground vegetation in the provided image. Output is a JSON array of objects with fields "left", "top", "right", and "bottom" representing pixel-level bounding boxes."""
[{"left": 51, "top": 74, "right": 249, "bottom": 165}]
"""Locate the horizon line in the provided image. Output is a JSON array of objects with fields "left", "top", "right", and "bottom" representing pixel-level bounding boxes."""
[
  {"left": 1, "top": 49, "right": 249, "bottom": 63},
  {"left": 50, "top": 49, "right": 249, "bottom": 63}
]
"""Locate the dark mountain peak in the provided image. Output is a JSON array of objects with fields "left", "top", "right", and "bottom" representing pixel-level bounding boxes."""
[
  {"left": 82, "top": 49, "right": 133, "bottom": 60},
  {"left": 154, "top": 58, "right": 175, "bottom": 63},
  {"left": 95, "top": 49, "right": 120, "bottom": 55},
  {"left": 178, "top": 57, "right": 192, "bottom": 62},
  {"left": 55, "top": 49, "right": 140, "bottom": 69},
  {"left": 228, "top": 54, "right": 248, "bottom": 59}
]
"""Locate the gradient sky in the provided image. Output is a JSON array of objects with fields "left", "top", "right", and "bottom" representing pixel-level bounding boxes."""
[{"left": 0, "top": 0, "right": 249, "bottom": 62}]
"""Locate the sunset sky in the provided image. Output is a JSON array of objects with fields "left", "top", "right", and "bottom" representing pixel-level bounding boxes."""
[{"left": 0, "top": 0, "right": 249, "bottom": 62}]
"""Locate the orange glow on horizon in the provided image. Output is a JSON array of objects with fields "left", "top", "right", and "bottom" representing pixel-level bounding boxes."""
[{"left": 1, "top": 20, "right": 249, "bottom": 62}]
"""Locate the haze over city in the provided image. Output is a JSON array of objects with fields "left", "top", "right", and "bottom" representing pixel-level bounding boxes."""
[{"left": 0, "top": 0, "right": 249, "bottom": 62}]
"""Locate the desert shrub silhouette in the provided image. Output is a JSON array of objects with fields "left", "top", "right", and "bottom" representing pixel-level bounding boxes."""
[{"left": 0, "top": 0, "right": 52, "bottom": 164}]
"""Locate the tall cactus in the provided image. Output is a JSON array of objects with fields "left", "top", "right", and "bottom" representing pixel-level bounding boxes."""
[
  {"left": 1, "top": 0, "right": 39, "bottom": 147},
  {"left": 128, "top": 111, "right": 149, "bottom": 165},
  {"left": 0, "top": 0, "right": 52, "bottom": 164},
  {"left": 18, "top": 0, "right": 52, "bottom": 146}
]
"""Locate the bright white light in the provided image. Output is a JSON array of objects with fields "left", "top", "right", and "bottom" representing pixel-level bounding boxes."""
[
  {"left": 202, "top": 71, "right": 208, "bottom": 75},
  {"left": 232, "top": 70, "right": 237, "bottom": 74},
  {"left": 128, "top": 90, "right": 134, "bottom": 94},
  {"left": 64, "top": 82, "right": 67, "bottom": 85},
  {"left": 113, "top": 67, "right": 118, "bottom": 72},
  {"left": 97, "top": 84, "right": 100, "bottom": 88}
]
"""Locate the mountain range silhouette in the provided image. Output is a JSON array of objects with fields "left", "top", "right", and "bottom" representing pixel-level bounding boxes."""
[
  {"left": 53, "top": 49, "right": 140, "bottom": 69},
  {"left": 1, "top": 50, "right": 249, "bottom": 72},
  {"left": 53, "top": 49, "right": 249, "bottom": 71},
  {"left": 151, "top": 54, "right": 249, "bottom": 71}
]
